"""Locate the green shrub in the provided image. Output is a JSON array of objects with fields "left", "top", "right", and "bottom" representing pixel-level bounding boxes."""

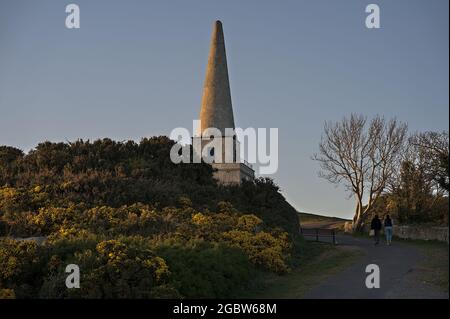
[
  {"left": 156, "top": 240, "right": 254, "bottom": 298},
  {"left": 0, "top": 137, "right": 300, "bottom": 298}
]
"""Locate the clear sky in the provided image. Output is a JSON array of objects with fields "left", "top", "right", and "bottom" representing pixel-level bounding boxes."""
[{"left": 0, "top": 0, "right": 448, "bottom": 219}]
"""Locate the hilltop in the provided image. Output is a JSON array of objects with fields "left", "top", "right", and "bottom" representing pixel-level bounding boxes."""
[
  {"left": 298, "top": 212, "right": 350, "bottom": 230},
  {"left": 0, "top": 136, "right": 300, "bottom": 298}
]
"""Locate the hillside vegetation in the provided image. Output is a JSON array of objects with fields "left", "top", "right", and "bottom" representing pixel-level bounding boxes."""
[
  {"left": 298, "top": 212, "right": 349, "bottom": 230},
  {"left": 0, "top": 137, "right": 299, "bottom": 298}
]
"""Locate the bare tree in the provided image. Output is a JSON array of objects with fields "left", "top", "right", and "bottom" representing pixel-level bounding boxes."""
[{"left": 313, "top": 114, "right": 408, "bottom": 231}]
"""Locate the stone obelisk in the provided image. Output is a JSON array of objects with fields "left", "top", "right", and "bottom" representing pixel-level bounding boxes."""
[
  {"left": 195, "top": 20, "right": 254, "bottom": 185},
  {"left": 199, "top": 20, "right": 235, "bottom": 136}
]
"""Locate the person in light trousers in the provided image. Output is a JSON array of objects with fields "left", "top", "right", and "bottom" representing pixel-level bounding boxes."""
[{"left": 384, "top": 215, "right": 393, "bottom": 245}]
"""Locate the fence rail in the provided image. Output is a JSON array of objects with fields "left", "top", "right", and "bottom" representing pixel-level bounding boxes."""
[{"left": 300, "top": 228, "right": 337, "bottom": 245}]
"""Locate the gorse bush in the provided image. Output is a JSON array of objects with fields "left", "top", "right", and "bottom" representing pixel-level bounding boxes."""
[
  {"left": 0, "top": 137, "right": 299, "bottom": 298},
  {"left": 156, "top": 240, "right": 253, "bottom": 298},
  {"left": 41, "top": 239, "right": 172, "bottom": 299}
]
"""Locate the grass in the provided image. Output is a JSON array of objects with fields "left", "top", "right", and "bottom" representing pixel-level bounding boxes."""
[
  {"left": 298, "top": 212, "right": 349, "bottom": 224},
  {"left": 240, "top": 239, "right": 363, "bottom": 298},
  {"left": 398, "top": 238, "right": 449, "bottom": 292},
  {"left": 298, "top": 212, "right": 350, "bottom": 232}
]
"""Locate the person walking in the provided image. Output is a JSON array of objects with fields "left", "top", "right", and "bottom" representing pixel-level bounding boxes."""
[
  {"left": 370, "top": 215, "right": 382, "bottom": 245},
  {"left": 384, "top": 215, "right": 393, "bottom": 245}
]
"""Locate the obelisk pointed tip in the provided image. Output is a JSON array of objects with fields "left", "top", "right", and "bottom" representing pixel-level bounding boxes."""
[
  {"left": 211, "top": 20, "right": 224, "bottom": 46},
  {"left": 213, "top": 20, "right": 223, "bottom": 34}
]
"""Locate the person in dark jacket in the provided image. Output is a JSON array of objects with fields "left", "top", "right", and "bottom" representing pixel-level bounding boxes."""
[
  {"left": 370, "top": 215, "right": 382, "bottom": 245},
  {"left": 384, "top": 215, "right": 393, "bottom": 245}
]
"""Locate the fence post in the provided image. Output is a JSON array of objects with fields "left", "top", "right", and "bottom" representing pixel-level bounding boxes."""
[
  {"left": 332, "top": 230, "right": 336, "bottom": 245},
  {"left": 315, "top": 229, "right": 319, "bottom": 242}
]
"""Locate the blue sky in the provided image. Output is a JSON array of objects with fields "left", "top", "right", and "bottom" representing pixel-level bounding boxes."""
[{"left": 0, "top": 0, "right": 448, "bottom": 218}]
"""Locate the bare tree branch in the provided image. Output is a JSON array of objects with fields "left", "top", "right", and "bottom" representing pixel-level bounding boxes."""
[{"left": 312, "top": 114, "right": 408, "bottom": 231}]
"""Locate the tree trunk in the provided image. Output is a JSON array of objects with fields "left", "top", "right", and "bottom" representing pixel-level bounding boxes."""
[{"left": 352, "top": 200, "right": 364, "bottom": 232}]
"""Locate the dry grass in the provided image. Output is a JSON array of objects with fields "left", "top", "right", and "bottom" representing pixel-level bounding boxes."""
[
  {"left": 299, "top": 212, "right": 349, "bottom": 231},
  {"left": 404, "top": 240, "right": 449, "bottom": 292}
]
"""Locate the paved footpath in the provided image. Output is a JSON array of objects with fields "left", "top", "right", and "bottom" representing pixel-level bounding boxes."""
[{"left": 304, "top": 234, "right": 449, "bottom": 299}]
